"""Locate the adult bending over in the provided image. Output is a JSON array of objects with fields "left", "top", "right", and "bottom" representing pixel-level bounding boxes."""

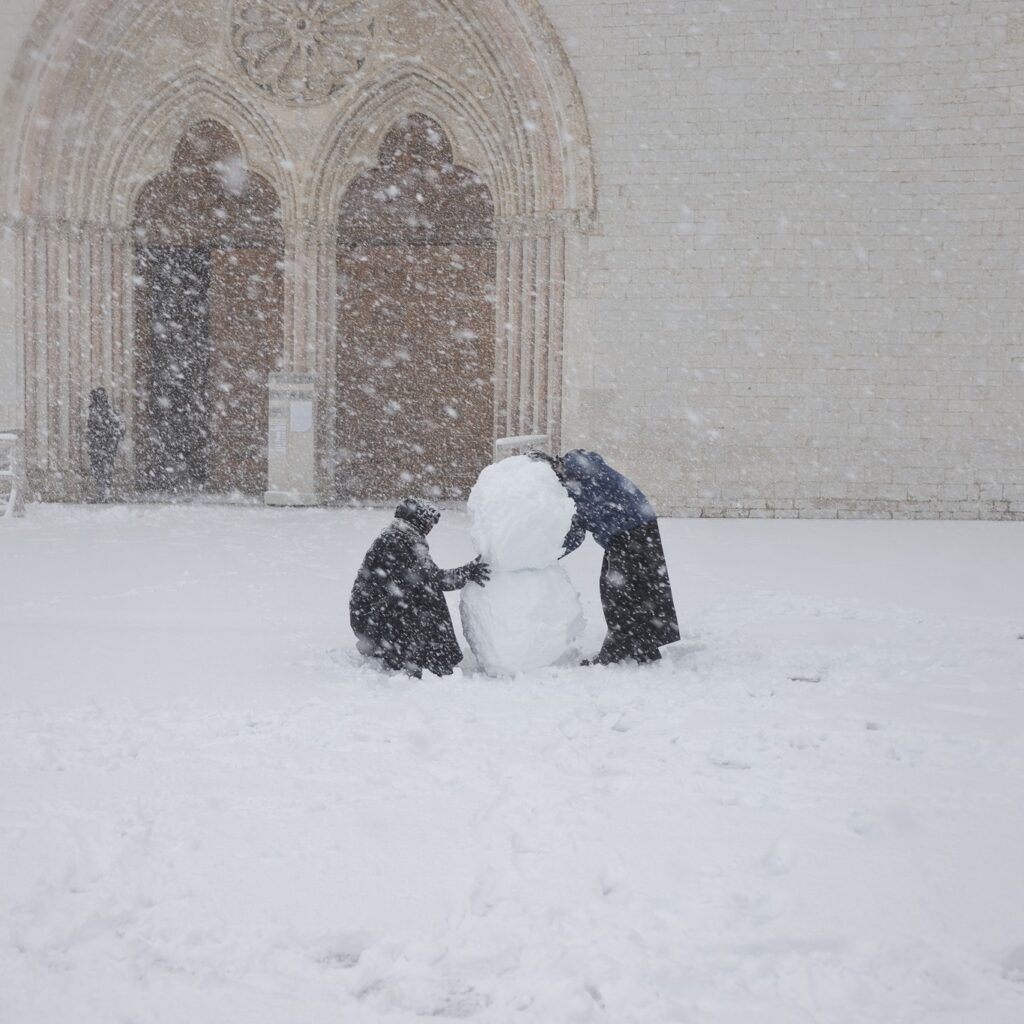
[
  {"left": 350, "top": 497, "right": 490, "bottom": 678},
  {"left": 532, "top": 450, "right": 680, "bottom": 665}
]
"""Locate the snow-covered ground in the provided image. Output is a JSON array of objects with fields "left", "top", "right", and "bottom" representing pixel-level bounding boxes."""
[{"left": 2, "top": 504, "right": 1023, "bottom": 1023}]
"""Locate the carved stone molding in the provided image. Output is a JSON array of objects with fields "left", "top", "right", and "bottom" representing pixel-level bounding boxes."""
[
  {"left": 6, "top": 0, "right": 597, "bottom": 500},
  {"left": 231, "top": 0, "right": 376, "bottom": 105},
  {"left": 495, "top": 209, "right": 594, "bottom": 241},
  {"left": 382, "top": 0, "right": 442, "bottom": 49}
]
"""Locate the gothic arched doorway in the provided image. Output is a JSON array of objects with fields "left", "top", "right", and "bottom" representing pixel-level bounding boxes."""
[
  {"left": 132, "top": 120, "right": 284, "bottom": 496},
  {"left": 335, "top": 114, "right": 496, "bottom": 502}
]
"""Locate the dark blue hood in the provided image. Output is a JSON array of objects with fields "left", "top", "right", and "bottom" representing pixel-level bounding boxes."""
[{"left": 560, "top": 450, "right": 656, "bottom": 549}]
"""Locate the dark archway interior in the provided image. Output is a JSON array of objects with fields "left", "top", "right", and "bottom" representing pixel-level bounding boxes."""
[
  {"left": 132, "top": 120, "right": 284, "bottom": 496},
  {"left": 335, "top": 113, "right": 496, "bottom": 502}
]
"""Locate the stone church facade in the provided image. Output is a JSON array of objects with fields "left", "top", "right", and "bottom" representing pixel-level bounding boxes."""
[{"left": 1, "top": 0, "right": 1021, "bottom": 518}]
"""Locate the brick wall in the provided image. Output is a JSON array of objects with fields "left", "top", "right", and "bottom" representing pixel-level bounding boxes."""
[{"left": 549, "top": 0, "right": 1024, "bottom": 518}]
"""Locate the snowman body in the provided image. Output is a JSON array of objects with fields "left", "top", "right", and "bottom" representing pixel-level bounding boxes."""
[{"left": 460, "top": 456, "right": 585, "bottom": 675}]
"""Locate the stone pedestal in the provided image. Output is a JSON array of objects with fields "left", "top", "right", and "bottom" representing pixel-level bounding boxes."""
[
  {"left": 494, "top": 433, "right": 549, "bottom": 461},
  {"left": 264, "top": 372, "right": 318, "bottom": 506},
  {"left": 0, "top": 431, "right": 25, "bottom": 517}
]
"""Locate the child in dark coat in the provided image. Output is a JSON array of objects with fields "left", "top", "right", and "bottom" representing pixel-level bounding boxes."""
[{"left": 350, "top": 498, "right": 490, "bottom": 677}]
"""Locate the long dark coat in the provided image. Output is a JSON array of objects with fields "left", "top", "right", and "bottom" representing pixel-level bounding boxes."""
[
  {"left": 86, "top": 388, "right": 125, "bottom": 498},
  {"left": 552, "top": 450, "right": 680, "bottom": 664},
  {"left": 596, "top": 521, "right": 681, "bottom": 664},
  {"left": 350, "top": 508, "right": 472, "bottom": 677},
  {"left": 86, "top": 389, "right": 125, "bottom": 463}
]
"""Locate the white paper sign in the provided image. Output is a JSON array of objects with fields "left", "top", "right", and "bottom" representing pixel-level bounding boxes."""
[
  {"left": 269, "top": 406, "right": 288, "bottom": 452},
  {"left": 289, "top": 400, "right": 313, "bottom": 433}
]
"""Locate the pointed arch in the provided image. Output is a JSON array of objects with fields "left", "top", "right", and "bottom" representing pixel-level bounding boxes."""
[
  {"left": 310, "top": 11, "right": 593, "bottom": 458},
  {"left": 311, "top": 64, "right": 520, "bottom": 229},
  {"left": 1, "top": 0, "right": 596, "bottom": 499},
  {"left": 88, "top": 66, "right": 299, "bottom": 230},
  {"left": 333, "top": 112, "right": 497, "bottom": 500},
  {"left": 307, "top": 1, "right": 595, "bottom": 230},
  {"left": 130, "top": 117, "right": 286, "bottom": 497}
]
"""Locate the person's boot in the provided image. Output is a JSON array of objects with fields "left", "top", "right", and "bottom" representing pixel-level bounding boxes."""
[
  {"left": 582, "top": 643, "right": 625, "bottom": 667},
  {"left": 630, "top": 647, "right": 661, "bottom": 664},
  {"left": 583, "top": 644, "right": 661, "bottom": 667}
]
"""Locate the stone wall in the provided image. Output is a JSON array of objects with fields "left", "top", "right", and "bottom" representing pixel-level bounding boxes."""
[
  {"left": 0, "top": 0, "right": 592, "bottom": 500},
  {"left": 2, "top": 0, "right": 1022, "bottom": 517},
  {"left": 549, "top": 0, "right": 1024, "bottom": 518}
]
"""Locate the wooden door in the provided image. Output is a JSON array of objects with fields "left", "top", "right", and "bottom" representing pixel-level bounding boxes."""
[
  {"left": 336, "top": 241, "right": 495, "bottom": 501},
  {"left": 334, "top": 115, "right": 496, "bottom": 503},
  {"left": 207, "top": 248, "right": 284, "bottom": 495},
  {"left": 138, "top": 246, "right": 212, "bottom": 492},
  {"left": 132, "top": 120, "right": 285, "bottom": 498}
]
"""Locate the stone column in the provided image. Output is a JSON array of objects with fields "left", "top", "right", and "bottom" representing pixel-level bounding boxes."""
[
  {"left": 493, "top": 213, "right": 569, "bottom": 454},
  {"left": 0, "top": 219, "right": 22, "bottom": 436},
  {"left": 282, "top": 218, "right": 334, "bottom": 500},
  {"left": 265, "top": 371, "right": 318, "bottom": 505},
  {"left": 283, "top": 221, "right": 313, "bottom": 374},
  {"left": 17, "top": 218, "right": 133, "bottom": 499}
]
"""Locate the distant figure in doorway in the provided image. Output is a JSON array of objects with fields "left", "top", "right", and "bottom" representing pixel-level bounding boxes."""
[
  {"left": 86, "top": 387, "right": 125, "bottom": 502},
  {"left": 350, "top": 498, "right": 491, "bottom": 678},
  {"left": 531, "top": 449, "right": 681, "bottom": 665}
]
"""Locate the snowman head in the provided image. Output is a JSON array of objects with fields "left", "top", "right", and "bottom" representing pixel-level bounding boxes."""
[{"left": 467, "top": 456, "right": 577, "bottom": 571}]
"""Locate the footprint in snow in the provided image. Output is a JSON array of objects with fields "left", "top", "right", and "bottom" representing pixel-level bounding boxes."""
[
  {"left": 763, "top": 839, "right": 797, "bottom": 875},
  {"left": 320, "top": 950, "right": 360, "bottom": 968},
  {"left": 1002, "top": 944, "right": 1024, "bottom": 983},
  {"left": 430, "top": 988, "right": 491, "bottom": 1018},
  {"left": 710, "top": 755, "right": 752, "bottom": 771}
]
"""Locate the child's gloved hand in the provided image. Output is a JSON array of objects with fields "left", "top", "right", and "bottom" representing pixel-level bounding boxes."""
[{"left": 463, "top": 557, "right": 491, "bottom": 586}]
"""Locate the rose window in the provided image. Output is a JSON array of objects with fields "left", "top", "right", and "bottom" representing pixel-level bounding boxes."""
[{"left": 231, "top": 0, "right": 375, "bottom": 105}]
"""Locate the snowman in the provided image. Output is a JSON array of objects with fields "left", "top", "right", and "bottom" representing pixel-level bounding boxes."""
[{"left": 460, "top": 455, "right": 585, "bottom": 675}]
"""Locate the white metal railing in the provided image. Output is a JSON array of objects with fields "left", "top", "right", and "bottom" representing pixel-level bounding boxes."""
[
  {"left": 493, "top": 433, "right": 550, "bottom": 461},
  {"left": 0, "top": 432, "right": 25, "bottom": 518}
]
